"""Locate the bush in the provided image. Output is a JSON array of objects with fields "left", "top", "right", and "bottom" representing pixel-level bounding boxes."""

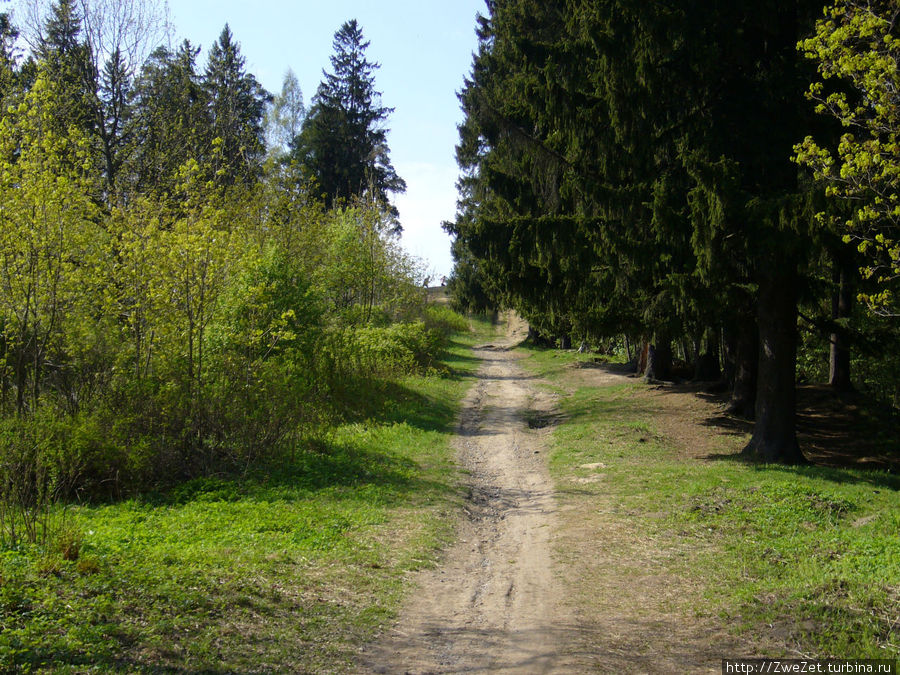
[
  {"left": 0, "top": 413, "right": 66, "bottom": 547},
  {"left": 348, "top": 321, "right": 444, "bottom": 376},
  {"left": 421, "top": 305, "right": 469, "bottom": 338}
]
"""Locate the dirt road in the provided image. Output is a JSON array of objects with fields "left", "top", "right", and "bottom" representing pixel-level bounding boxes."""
[{"left": 364, "top": 317, "right": 586, "bottom": 673}]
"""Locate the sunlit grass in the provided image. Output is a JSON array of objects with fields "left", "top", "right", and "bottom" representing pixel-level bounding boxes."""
[
  {"left": 0, "top": 316, "right": 497, "bottom": 674},
  {"left": 522, "top": 345, "right": 900, "bottom": 660}
]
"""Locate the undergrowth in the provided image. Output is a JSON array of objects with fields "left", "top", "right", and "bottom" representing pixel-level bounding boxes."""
[{"left": 0, "top": 315, "right": 497, "bottom": 673}]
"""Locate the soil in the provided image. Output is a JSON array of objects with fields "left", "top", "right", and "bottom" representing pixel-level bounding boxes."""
[
  {"left": 361, "top": 319, "right": 893, "bottom": 673},
  {"left": 362, "top": 314, "right": 586, "bottom": 673},
  {"left": 361, "top": 317, "right": 759, "bottom": 674}
]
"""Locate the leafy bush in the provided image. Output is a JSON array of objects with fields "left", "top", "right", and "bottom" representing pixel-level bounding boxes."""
[
  {"left": 349, "top": 322, "right": 444, "bottom": 376},
  {"left": 421, "top": 305, "right": 469, "bottom": 338},
  {"left": 0, "top": 413, "right": 71, "bottom": 547}
]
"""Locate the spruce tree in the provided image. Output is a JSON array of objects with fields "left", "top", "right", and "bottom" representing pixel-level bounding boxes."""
[
  {"left": 204, "top": 24, "right": 271, "bottom": 187},
  {"left": 131, "top": 41, "right": 210, "bottom": 193},
  {"left": 0, "top": 12, "right": 19, "bottom": 99},
  {"left": 37, "top": 0, "right": 95, "bottom": 134},
  {"left": 451, "top": 0, "right": 826, "bottom": 463},
  {"left": 293, "top": 19, "right": 405, "bottom": 225}
]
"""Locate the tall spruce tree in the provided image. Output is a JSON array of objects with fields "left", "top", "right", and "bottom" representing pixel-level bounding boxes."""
[
  {"left": 37, "top": 0, "right": 95, "bottom": 134},
  {"left": 131, "top": 41, "right": 210, "bottom": 193},
  {"left": 0, "top": 12, "right": 19, "bottom": 99},
  {"left": 293, "top": 19, "right": 405, "bottom": 224},
  {"left": 452, "top": 0, "right": 826, "bottom": 463},
  {"left": 204, "top": 24, "right": 271, "bottom": 187}
]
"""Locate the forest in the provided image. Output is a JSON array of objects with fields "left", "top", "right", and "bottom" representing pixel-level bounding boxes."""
[
  {"left": 0, "top": 0, "right": 898, "bottom": 671},
  {"left": 446, "top": 0, "right": 900, "bottom": 464},
  {"left": 0, "top": 0, "right": 458, "bottom": 540}
]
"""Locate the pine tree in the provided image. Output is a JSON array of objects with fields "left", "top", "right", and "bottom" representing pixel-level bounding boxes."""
[{"left": 293, "top": 19, "right": 405, "bottom": 225}]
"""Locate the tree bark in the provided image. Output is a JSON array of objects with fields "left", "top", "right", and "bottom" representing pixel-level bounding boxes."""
[
  {"left": 829, "top": 257, "right": 853, "bottom": 391},
  {"left": 645, "top": 334, "right": 672, "bottom": 381},
  {"left": 743, "top": 261, "right": 805, "bottom": 464},
  {"left": 727, "top": 316, "right": 758, "bottom": 417}
]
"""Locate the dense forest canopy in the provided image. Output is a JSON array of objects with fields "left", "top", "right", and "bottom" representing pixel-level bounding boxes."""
[{"left": 447, "top": 0, "right": 900, "bottom": 463}]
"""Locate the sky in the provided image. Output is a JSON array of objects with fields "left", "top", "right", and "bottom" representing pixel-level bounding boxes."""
[{"left": 161, "top": 0, "right": 487, "bottom": 281}]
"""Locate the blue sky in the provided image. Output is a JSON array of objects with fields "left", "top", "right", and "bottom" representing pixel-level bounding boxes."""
[{"left": 165, "top": 0, "right": 487, "bottom": 280}]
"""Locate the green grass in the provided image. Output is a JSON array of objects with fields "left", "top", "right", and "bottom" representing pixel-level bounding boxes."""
[
  {"left": 0, "top": 316, "right": 498, "bottom": 674},
  {"left": 522, "top": 345, "right": 900, "bottom": 660}
]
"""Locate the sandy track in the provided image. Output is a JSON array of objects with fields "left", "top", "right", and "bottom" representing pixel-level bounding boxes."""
[{"left": 363, "top": 321, "right": 584, "bottom": 674}]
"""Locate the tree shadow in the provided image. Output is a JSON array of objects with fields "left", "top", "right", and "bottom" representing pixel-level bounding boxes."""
[
  {"left": 701, "top": 451, "right": 900, "bottom": 491},
  {"left": 641, "top": 378, "right": 899, "bottom": 477},
  {"left": 146, "top": 374, "right": 467, "bottom": 508},
  {"left": 333, "top": 377, "right": 459, "bottom": 433}
]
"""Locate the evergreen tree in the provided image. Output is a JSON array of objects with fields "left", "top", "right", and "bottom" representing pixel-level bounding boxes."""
[
  {"left": 0, "top": 12, "right": 20, "bottom": 99},
  {"left": 131, "top": 41, "right": 210, "bottom": 193},
  {"left": 95, "top": 47, "right": 133, "bottom": 201},
  {"left": 451, "top": 0, "right": 828, "bottom": 463},
  {"left": 203, "top": 24, "right": 271, "bottom": 187},
  {"left": 293, "top": 19, "right": 405, "bottom": 224},
  {"left": 36, "top": 0, "right": 95, "bottom": 134}
]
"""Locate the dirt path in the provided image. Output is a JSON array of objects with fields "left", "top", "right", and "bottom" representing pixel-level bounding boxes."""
[
  {"left": 363, "top": 316, "right": 586, "bottom": 673},
  {"left": 360, "top": 319, "right": 769, "bottom": 673}
]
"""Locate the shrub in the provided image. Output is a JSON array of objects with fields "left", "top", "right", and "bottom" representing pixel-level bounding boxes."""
[
  {"left": 421, "top": 305, "right": 469, "bottom": 338},
  {"left": 349, "top": 321, "right": 444, "bottom": 377}
]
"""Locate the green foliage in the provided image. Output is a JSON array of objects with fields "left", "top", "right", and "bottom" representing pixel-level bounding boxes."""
[
  {"left": 293, "top": 19, "right": 405, "bottom": 225},
  {"left": 130, "top": 40, "right": 209, "bottom": 193},
  {"left": 420, "top": 304, "right": 470, "bottom": 336},
  {"left": 795, "top": 0, "right": 900, "bottom": 314},
  {"left": 204, "top": 24, "right": 271, "bottom": 187},
  {"left": 0, "top": 10, "right": 478, "bottom": 670},
  {"left": 0, "top": 70, "right": 102, "bottom": 416},
  {"left": 349, "top": 321, "right": 444, "bottom": 376},
  {"left": 0, "top": 327, "right": 484, "bottom": 673}
]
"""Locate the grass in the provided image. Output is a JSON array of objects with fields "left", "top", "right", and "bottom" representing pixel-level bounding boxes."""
[
  {"left": 0, "top": 315, "right": 498, "bottom": 674},
  {"left": 521, "top": 344, "right": 900, "bottom": 660}
]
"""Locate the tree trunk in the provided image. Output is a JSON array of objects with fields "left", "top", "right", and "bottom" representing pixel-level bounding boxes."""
[
  {"left": 559, "top": 334, "right": 571, "bottom": 350},
  {"left": 829, "top": 257, "right": 853, "bottom": 391},
  {"left": 728, "top": 319, "right": 758, "bottom": 418},
  {"left": 743, "top": 261, "right": 805, "bottom": 464},
  {"left": 645, "top": 334, "right": 672, "bottom": 381},
  {"left": 695, "top": 328, "right": 721, "bottom": 381}
]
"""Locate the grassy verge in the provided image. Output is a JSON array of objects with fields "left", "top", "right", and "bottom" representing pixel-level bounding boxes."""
[
  {"left": 522, "top": 346, "right": 899, "bottom": 660},
  {"left": 0, "top": 316, "right": 497, "bottom": 674}
]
